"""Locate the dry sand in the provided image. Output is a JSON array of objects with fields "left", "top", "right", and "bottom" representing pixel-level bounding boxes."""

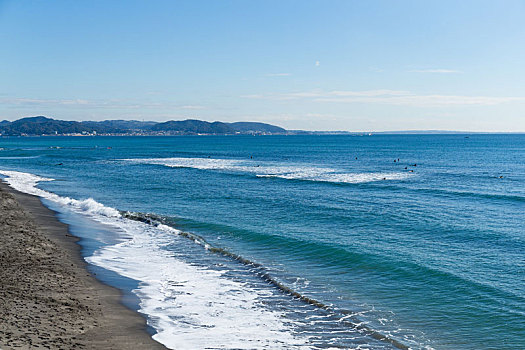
[{"left": 0, "top": 181, "right": 167, "bottom": 350}]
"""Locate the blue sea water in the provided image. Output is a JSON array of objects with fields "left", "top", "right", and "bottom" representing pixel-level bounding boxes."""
[{"left": 0, "top": 134, "right": 523, "bottom": 349}]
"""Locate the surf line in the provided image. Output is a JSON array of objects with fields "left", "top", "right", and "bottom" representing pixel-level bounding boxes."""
[{"left": 122, "top": 211, "right": 410, "bottom": 350}]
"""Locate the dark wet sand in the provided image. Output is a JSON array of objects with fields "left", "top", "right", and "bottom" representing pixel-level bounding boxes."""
[{"left": 0, "top": 181, "right": 167, "bottom": 350}]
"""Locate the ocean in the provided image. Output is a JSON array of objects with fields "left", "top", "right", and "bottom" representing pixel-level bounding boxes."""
[{"left": 0, "top": 134, "right": 523, "bottom": 349}]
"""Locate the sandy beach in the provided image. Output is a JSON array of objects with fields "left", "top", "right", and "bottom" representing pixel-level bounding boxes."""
[{"left": 0, "top": 181, "right": 166, "bottom": 350}]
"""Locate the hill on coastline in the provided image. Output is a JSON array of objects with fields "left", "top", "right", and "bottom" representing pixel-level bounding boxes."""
[{"left": 0, "top": 116, "right": 286, "bottom": 136}]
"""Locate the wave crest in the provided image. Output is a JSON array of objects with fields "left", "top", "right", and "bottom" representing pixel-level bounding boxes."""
[
  {"left": 0, "top": 170, "right": 120, "bottom": 218},
  {"left": 123, "top": 157, "right": 414, "bottom": 184}
]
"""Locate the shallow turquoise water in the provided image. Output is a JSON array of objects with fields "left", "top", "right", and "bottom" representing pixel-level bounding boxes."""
[{"left": 1, "top": 134, "right": 523, "bottom": 349}]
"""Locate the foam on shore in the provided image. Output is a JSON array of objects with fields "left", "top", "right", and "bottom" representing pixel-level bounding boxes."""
[{"left": 0, "top": 170, "right": 311, "bottom": 349}]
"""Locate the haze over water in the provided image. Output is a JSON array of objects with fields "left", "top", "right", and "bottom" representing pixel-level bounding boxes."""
[{"left": 0, "top": 134, "right": 523, "bottom": 349}]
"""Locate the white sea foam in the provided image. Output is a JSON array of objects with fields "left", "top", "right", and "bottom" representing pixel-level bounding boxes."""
[
  {"left": 0, "top": 156, "right": 41, "bottom": 159},
  {"left": 0, "top": 170, "right": 311, "bottom": 349},
  {"left": 123, "top": 157, "right": 413, "bottom": 184},
  {"left": 0, "top": 170, "right": 120, "bottom": 218},
  {"left": 90, "top": 222, "right": 309, "bottom": 349}
]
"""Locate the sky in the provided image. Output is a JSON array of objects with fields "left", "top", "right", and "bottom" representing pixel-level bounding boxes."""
[{"left": 1, "top": 0, "right": 524, "bottom": 131}]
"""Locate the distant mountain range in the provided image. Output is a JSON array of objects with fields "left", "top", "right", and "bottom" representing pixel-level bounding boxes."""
[
  {"left": 2, "top": 117, "right": 512, "bottom": 136},
  {"left": 0, "top": 117, "right": 287, "bottom": 136}
]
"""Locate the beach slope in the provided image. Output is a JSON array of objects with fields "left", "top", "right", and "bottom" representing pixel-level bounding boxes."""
[{"left": 0, "top": 182, "right": 166, "bottom": 349}]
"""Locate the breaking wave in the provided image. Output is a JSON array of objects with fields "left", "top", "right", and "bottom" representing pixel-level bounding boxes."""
[{"left": 122, "top": 157, "right": 414, "bottom": 184}]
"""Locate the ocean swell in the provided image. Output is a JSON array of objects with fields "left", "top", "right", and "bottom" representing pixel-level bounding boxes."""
[{"left": 0, "top": 170, "right": 413, "bottom": 349}]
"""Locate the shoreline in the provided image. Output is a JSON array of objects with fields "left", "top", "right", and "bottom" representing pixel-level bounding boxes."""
[{"left": 0, "top": 181, "right": 166, "bottom": 349}]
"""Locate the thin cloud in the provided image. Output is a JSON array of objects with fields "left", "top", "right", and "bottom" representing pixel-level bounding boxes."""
[
  {"left": 409, "top": 69, "right": 462, "bottom": 73},
  {"left": 315, "top": 95, "right": 524, "bottom": 106},
  {"left": 243, "top": 90, "right": 411, "bottom": 100},
  {"left": 240, "top": 94, "right": 266, "bottom": 99},
  {"left": 179, "top": 105, "right": 205, "bottom": 110},
  {"left": 0, "top": 98, "right": 90, "bottom": 106},
  {"left": 241, "top": 90, "right": 525, "bottom": 106},
  {"left": 266, "top": 73, "right": 291, "bottom": 77},
  {"left": 369, "top": 66, "right": 385, "bottom": 73},
  {"left": 0, "top": 97, "right": 206, "bottom": 110},
  {"left": 324, "top": 90, "right": 410, "bottom": 97},
  {"left": 59, "top": 99, "right": 90, "bottom": 105}
]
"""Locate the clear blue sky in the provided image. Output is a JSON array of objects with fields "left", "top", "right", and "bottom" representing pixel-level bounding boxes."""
[{"left": 1, "top": 0, "right": 524, "bottom": 131}]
